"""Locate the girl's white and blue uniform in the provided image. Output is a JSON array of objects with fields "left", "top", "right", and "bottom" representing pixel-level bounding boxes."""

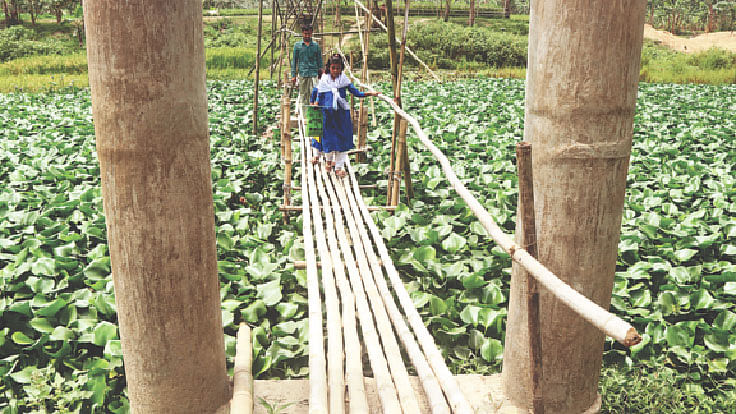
[{"left": 314, "top": 73, "right": 366, "bottom": 154}]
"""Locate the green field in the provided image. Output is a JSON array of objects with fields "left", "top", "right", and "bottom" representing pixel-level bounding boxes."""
[{"left": 1, "top": 79, "right": 734, "bottom": 412}]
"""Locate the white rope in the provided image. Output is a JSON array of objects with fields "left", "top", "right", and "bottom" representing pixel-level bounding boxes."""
[
  {"left": 339, "top": 63, "right": 641, "bottom": 348},
  {"left": 353, "top": 0, "right": 441, "bottom": 82}
]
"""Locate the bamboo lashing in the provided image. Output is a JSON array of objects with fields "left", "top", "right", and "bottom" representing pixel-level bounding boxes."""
[
  {"left": 231, "top": 323, "right": 254, "bottom": 414},
  {"left": 342, "top": 165, "right": 451, "bottom": 414},
  {"left": 299, "top": 107, "right": 344, "bottom": 414},
  {"left": 298, "top": 107, "right": 328, "bottom": 413},
  {"left": 345, "top": 75, "right": 641, "bottom": 347},
  {"left": 354, "top": 0, "right": 441, "bottom": 82},
  {"left": 320, "top": 170, "right": 402, "bottom": 413},
  {"left": 331, "top": 176, "right": 421, "bottom": 413}
]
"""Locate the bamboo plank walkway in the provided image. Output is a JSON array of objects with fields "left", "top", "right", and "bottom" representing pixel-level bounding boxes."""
[{"left": 294, "top": 105, "right": 471, "bottom": 413}]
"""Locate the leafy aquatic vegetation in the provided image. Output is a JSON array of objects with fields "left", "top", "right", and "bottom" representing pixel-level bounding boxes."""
[{"left": 0, "top": 79, "right": 734, "bottom": 410}]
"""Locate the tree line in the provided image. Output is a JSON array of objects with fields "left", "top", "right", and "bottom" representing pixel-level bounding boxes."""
[
  {"left": 2, "top": 0, "right": 80, "bottom": 25},
  {"left": 648, "top": 0, "right": 736, "bottom": 33}
]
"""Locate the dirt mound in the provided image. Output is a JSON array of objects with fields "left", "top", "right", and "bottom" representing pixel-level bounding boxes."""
[{"left": 643, "top": 24, "right": 736, "bottom": 53}]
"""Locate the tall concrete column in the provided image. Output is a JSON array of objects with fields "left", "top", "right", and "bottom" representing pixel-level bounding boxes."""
[
  {"left": 83, "top": 1, "right": 229, "bottom": 412},
  {"left": 502, "top": 1, "right": 646, "bottom": 413}
]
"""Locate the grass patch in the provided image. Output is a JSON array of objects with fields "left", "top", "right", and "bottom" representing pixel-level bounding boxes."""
[
  {"left": 639, "top": 40, "right": 736, "bottom": 84},
  {"left": 599, "top": 362, "right": 736, "bottom": 413},
  {"left": 0, "top": 73, "right": 88, "bottom": 92}
]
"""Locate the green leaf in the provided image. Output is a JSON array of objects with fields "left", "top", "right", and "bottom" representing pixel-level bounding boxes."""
[
  {"left": 441, "top": 233, "right": 467, "bottom": 253},
  {"left": 276, "top": 302, "right": 299, "bottom": 319},
  {"left": 413, "top": 246, "right": 436, "bottom": 263},
  {"left": 12, "top": 331, "right": 34, "bottom": 345},
  {"left": 460, "top": 305, "right": 480, "bottom": 326},
  {"left": 30, "top": 317, "right": 54, "bottom": 333},
  {"left": 461, "top": 273, "right": 486, "bottom": 289},
  {"left": 713, "top": 311, "right": 736, "bottom": 332},
  {"left": 31, "top": 257, "right": 55, "bottom": 276},
  {"left": 480, "top": 338, "right": 503, "bottom": 362},
  {"left": 84, "top": 257, "right": 111, "bottom": 280},
  {"left": 257, "top": 279, "right": 282, "bottom": 306},
  {"left": 50, "top": 326, "right": 74, "bottom": 341},
  {"left": 9, "top": 366, "right": 37, "bottom": 384},
  {"left": 242, "top": 300, "right": 267, "bottom": 323},
  {"left": 690, "top": 289, "right": 714, "bottom": 310},
  {"left": 666, "top": 324, "right": 693, "bottom": 347},
  {"left": 429, "top": 296, "right": 447, "bottom": 316},
  {"left": 674, "top": 248, "right": 697, "bottom": 262},
  {"left": 93, "top": 321, "right": 118, "bottom": 346}
]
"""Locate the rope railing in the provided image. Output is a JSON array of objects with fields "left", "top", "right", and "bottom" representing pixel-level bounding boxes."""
[
  {"left": 338, "top": 57, "right": 642, "bottom": 348},
  {"left": 353, "top": 0, "right": 441, "bottom": 82}
]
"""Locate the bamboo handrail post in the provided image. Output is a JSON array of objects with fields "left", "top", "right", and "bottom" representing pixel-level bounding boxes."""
[
  {"left": 231, "top": 323, "right": 254, "bottom": 414},
  {"left": 253, "top": 0, "right": 263, "bottom": 135},
  {"left": 270, "top": 0, "right": 276, "bottom": 80},
  {"left": 516, "top": 142, "right": 544, "bottom": 414},
  {"left": 390, "top": 118, "right": 407, "bottom": 207}
]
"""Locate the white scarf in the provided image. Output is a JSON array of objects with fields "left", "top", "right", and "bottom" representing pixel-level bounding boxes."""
[{"left": 316, "top": 73, "right": 351, "bottom": 110}]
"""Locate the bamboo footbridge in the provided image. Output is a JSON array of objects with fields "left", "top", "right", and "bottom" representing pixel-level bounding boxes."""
[{"left": 230, "top": 76, "right": 641, "bottom": 414}]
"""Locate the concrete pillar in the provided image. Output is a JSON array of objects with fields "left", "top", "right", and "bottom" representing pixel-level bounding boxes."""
[
  {"left": 502, "top": 1, "right": 646, "bottom": 413},
  {"left": 83, "top": 1, "right": 229, "bottom": 412}
]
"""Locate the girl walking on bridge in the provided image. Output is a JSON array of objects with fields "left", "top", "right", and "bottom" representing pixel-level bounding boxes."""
[{"left": 312, "top": 54, "right": 380, "bottom": 177}]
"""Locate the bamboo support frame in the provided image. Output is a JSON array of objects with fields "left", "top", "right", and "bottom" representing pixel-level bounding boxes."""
[
  {"left": 321, "top": 172, "right": 402, "bottom": 413},
  {"left": 345, "top": 78, "right": 641, "bottom": 346},
  {"left": 516, "top": 142, "right": 544, "bottom": 414},
  {"left": 294, "top": 260, "right": 383, "bottom": 269},
  {"left": 344, "top": 164, "right": 473, "bottom": 414},
  {"left": 331, "top": 175, "right": 421, "bottom": 414},
  {"left": 300, "top": 108, "right": 345, "bottom": 414},
  {"left": 354, "top": 0, "right": 440, "bottom": 82},
  {"left": 231, "top": 323, "right": 254, "bottom": 414}
]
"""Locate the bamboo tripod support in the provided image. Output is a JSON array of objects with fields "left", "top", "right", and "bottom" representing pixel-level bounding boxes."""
[{"left": 231, "top": 323, "right": 254, "bottom": 414}]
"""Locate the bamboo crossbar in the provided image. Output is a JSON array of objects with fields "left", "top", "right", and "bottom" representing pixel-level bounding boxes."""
[
  {"left": 345, "top": 75, "right": 641, "bottom": 347},
  {"left": 353, "top": 0, "right": 441, "bottom": 82}
]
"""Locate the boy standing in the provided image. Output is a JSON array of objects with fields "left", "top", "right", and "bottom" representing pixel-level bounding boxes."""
[{"left": 291, "top": 24, "right": 322, "bottom": 115}]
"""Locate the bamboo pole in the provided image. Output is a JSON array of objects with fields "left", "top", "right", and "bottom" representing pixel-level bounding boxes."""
[
  {"left": 271, "top": 0, "right": 276, "bottom": 80},
  {"left": 354, "top": 0, "right": 440, "bottom": 82},
  {"left": 516, "top": 142, "right": 544, "bottom": 414},
  {"left": 313, "top": 153, "right": 370, "bottom": 414},
  {"left": 397, "top": 0, "right": 413, "bottom": 203},
  {"left": 253, "top": 0, "right": 263, "bottom": 135},
  {"left": 342, "top": 167, "right": 450, "bottom": 414},
  {"left": 390, "top": 118, "right": 407, "bottom": 206},
  {"left": 231, "top": 323, "right": 254, "bottom": 414},
  {"left": 344, "top": 164, "right": 473, "bottom": 414},
  {"left": 299, "top": 108, "right": 345, "bottom": 414},
  {"left": 332, "top": 174, "right": 421, "bottom": 414},
  {"left": 321, "top": 172, "right": 402, "bottom": 413},
  {"left": 297, "top": 105, "right": 328, "bottom": 414}
]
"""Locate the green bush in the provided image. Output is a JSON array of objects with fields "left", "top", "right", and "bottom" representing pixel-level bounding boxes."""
[
  {"left": 0, "top": 26, "right": 76, "bottom": 62},
  {"left": 688, "top": 47, "right": 736, "bottom": 70},
  {"left": 349, "top": 21, "right": 527, "bottom": 70}
]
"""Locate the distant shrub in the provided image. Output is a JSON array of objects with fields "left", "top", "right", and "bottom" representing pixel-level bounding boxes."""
[
  {"left": 0, "top": 26, "right": 76, "bottom": 62},
  {"left": 688, "top": 47, "right": 736, "bottom": 70},
  {"left": 349, "top": 21, "right": 527, "bottom": 70}
]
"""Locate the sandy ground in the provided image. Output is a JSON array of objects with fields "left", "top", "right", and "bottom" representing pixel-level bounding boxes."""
[{"left": 643, "top": 23, "right": 736, "bottom": 53}]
